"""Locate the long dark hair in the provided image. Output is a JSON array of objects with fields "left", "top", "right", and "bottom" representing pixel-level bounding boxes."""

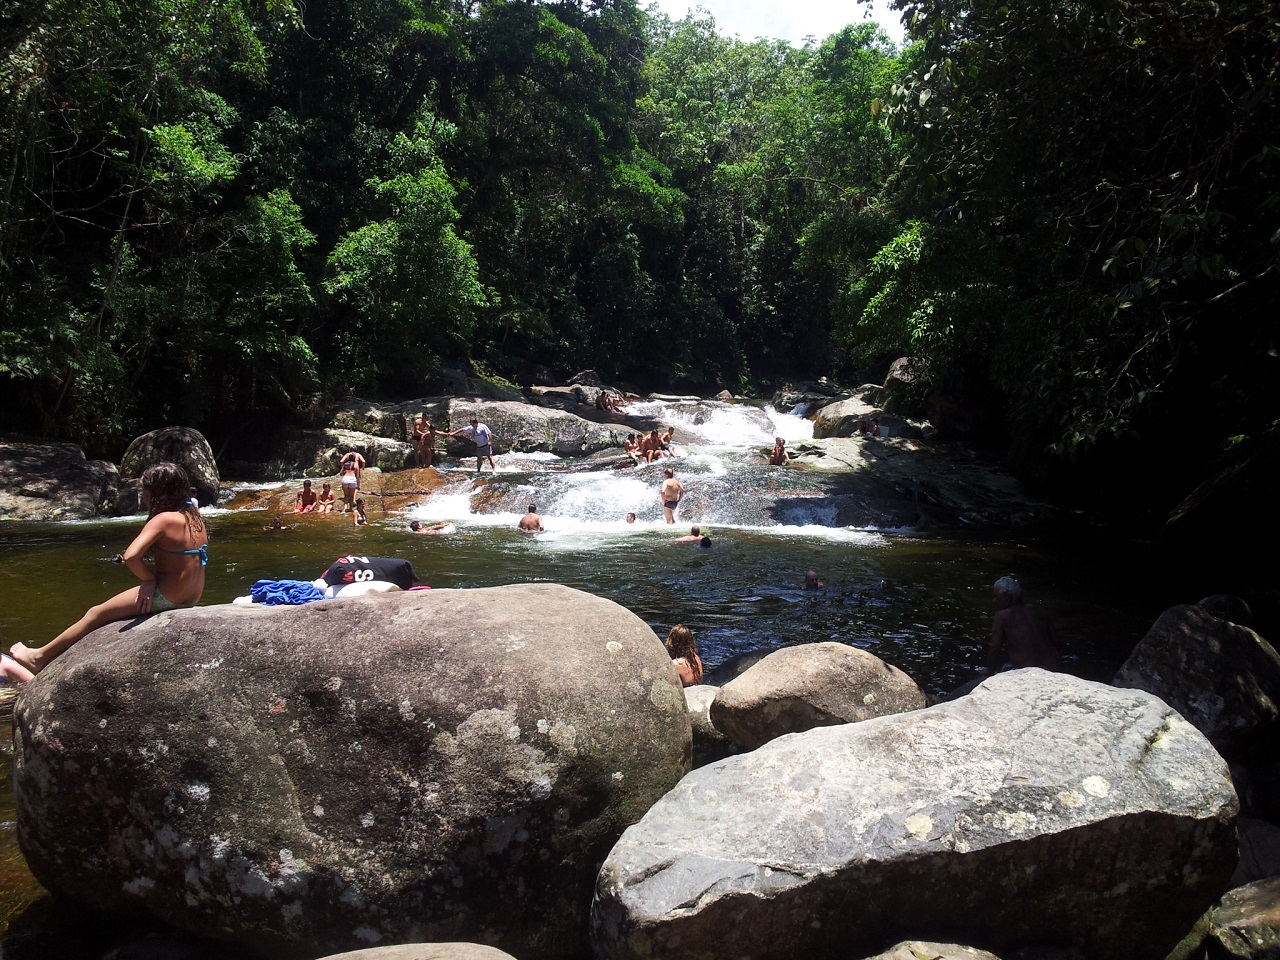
[{"left": 141, "top": 462, "right": 205, "bottom": 536}]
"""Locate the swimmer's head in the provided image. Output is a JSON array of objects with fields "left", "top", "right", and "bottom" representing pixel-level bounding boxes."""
[
  {"left": 625, "top": 513, "right": 636, "bottom": 523},
  {"left": 700, "top": 536, "right": 712, "bottom": 548},
  {"left": 410, "top": 520, "right": 422, "bottom": 532},
  {"left": 994, "top": 576, "right": 1022, "bottom": 603}
]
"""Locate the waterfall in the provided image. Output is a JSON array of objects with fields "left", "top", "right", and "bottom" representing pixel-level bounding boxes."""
[{"left": 409, "top": 399, "right": 878, "bottom": 541}]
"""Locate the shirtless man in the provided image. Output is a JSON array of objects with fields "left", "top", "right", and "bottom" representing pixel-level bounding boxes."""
[
  {"left": 672, "top": 525, "right": 702, "bottom": 543},
  {"left": 295, "top": 479, "right": 317, "bottom": 512},
  {"left": 518, "top": 503, "right": 544, "bottom": 533},
  {"left": 660, "top": 467, "right": 684, "bottom": 524},
  {"left": 987, "top": 576, "right": 1062, "bottom": 673}
]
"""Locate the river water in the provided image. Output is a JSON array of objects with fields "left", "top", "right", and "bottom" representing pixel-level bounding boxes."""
[{"left": 0, "top": 399, "right": 1171, "bottom": 948}]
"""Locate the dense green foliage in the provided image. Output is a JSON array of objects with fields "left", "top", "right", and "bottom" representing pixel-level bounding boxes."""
[{"left": 1, "top": 0, "right": 1275, "bottom": 528}]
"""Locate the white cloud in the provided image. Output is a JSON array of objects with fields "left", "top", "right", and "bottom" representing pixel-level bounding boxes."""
[{"left": 646, "top": 0, "right": 907, "bottom": 47}]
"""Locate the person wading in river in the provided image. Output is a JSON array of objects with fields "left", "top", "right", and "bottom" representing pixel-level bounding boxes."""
[{"left": 660, "top": 467, "right": 684, "bottom": 524}]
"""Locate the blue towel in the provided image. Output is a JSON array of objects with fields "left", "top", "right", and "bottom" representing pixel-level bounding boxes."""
[{"left": 250, "top": 579, "right": 326, "bottom": 606}]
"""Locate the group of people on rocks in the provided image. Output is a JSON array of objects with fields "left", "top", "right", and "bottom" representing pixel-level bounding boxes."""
[
  {"left": 596, "top": 391, "right": 628, "bottom": 414},
  {"left": 624, "top": 427, "right": 676, "bottom": 465}
]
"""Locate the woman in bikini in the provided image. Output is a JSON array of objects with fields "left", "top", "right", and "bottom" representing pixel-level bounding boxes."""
[
  {"left": 665, "top": 623, "right": 704, "bottom": 686},
  {"left": 8, "top": 462, "right": 208, "bottom": 676}
]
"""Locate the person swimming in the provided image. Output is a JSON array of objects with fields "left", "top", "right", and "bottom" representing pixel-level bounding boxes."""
[{"left": 8, "top": 462, "right": 208, "bottom": 676}]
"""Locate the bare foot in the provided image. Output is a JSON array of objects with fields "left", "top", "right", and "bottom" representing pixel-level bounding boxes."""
[
  {"left": 3, "top": 651, "right": 36, "bottom": 683},
  {"left": 7, "top": 643, "right": 42, "bottom": 676}
]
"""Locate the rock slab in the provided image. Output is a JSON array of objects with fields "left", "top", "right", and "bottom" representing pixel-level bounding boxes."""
[
  {"left": 14, "top": 585, "right": 691, "bottom": 960},
  {"left": 710, "top": 642, "right": 927, "bottom": 749},
  {"left": 1114, "top": 603, "right": 1280, "bottom": 759},
  {"left": 0, "top": 441, "right": 119, "bottom": 519},
  {"left": 592, "top": 670, "right": 1238, "bottom": 960}
]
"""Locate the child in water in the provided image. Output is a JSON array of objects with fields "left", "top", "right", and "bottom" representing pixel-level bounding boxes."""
[
  {"left": 353, "top": 497, "right": 369, "bottom": 527},
  {"left": 7, "top": 462, "right": 208, "bottom": 677}
]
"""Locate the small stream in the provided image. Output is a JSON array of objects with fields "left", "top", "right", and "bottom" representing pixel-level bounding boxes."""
[{"left": 0, "top": 400, "right": 1172, "bottom": 948}]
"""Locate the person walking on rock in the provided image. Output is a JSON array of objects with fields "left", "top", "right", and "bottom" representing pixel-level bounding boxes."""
[{"left": 451, "top": 416, "right": 497, "bottom": 473}]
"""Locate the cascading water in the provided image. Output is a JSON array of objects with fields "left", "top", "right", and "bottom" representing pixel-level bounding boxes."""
[{"left": 409, "top": 399, "right": 851, "bottom": 533}]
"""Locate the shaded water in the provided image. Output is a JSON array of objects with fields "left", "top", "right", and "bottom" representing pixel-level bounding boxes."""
[{"left": 0, "top": 400, "right": 1168, "bottom": 949}]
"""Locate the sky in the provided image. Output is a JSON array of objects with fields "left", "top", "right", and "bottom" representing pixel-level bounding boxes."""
[{"left": 646, "top": 0, "right": 908, "bottom": 48}]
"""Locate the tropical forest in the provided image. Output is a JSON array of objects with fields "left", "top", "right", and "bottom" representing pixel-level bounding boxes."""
[{"left": 1, "top": 0, "right": 1277, "bottom": 547}]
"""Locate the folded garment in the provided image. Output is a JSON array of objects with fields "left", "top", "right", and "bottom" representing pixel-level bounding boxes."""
[{"left": 250, "top": 579, "right": 327, "bottom": 606}]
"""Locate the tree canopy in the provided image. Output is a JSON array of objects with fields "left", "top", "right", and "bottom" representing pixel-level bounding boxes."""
[{"left": 0, "top": 0, "right": 1274, "bottom": 531}]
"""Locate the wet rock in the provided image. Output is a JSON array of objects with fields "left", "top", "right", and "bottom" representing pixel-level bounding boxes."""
[
  {"left": 788, "top": 436, "right": 1051, "bottom": 529},
  {"left": 0, "top": 441, "right": 119, "bottom": 520},
  {"left": 702, "top": 649, "right": 770, "bottom": 686},
  {"left": 317, "top": 945, "right": 519, "bottom": 960},
  {"left": 120, "top": 427, "right": 220, "bottom": 507},
  {"left": 1208, "top": 876, "right": 1280, "bottom": 959},
  {"left": 14, "top": 585, "right": 690, "bottom": 960},
  {"left": 592, "top": 670, "right": 1238, "bottom": 960},
  {"left": 683, "top": 685, "right": 739, "bottom": 768},
  {"left": 710, "top": 642, "right": 927, "bottom": 749},
  {"left": 1113, "top": 604, "right": 1280, "bottom": 759}
]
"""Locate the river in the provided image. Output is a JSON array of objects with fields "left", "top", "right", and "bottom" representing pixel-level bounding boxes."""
[{"left": 0, "top": 399, "right": 1172, "bottom": 948}]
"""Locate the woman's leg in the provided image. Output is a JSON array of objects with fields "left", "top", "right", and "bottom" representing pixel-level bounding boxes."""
[{"left": 9, "top": 585, "right": 145, "bottom": 674}]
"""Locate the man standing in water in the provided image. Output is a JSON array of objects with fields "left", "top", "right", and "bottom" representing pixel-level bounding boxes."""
[
  {"left": 451, "top": 416, "right": 497, "bottom": 473},
  {"left": 987, "top": 576, "right": 1061, "bottom": 673},
  {"left": 518, "top": 503, "right": 544, "bottom": 533},
  {"left": 660, "top": 467, "right": 684, "bottom": 524}
]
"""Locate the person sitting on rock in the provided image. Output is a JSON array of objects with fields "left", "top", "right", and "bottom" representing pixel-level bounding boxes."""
[
  {"left": 295, "top": 479, "right": 317, "bottom": 512},
  {"left": 768, "top": 437, "right": 790, "bottom": 466},
  {"left": 317, "top": 482, "right": 336, "bottom": 513},
  {"left": 9, "top": 462, "right": 208, "bottom": 676},
  {"left": 665, "top": 624, "right": 704, "bottom": 686},
  {"left": 986, "top": 576, "right": 1061, "bottom": 673}
]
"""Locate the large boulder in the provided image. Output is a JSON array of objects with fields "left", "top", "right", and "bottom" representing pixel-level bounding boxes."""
[
  {"left": 812, "top": 397, "right": 923, "bottom": 440},
  {"left": 1113, "top": 604, "right": 1280, "bottom": 760},
  {"left": 710, "top": 642, "right": 927, "bottom": 749},
  {"left": 0, "top": 441, "right": 119, "bottom": 520},
  {"left": 14, "top": 585, "right": 690, "bottom": 960},
  {"left": 444, "top": 400, "right": 624, "bottom": 458},
  {"left": 120, "top": 426, "right": 220, "bottom": 507},
  {"left": 592, "top": 670, "right": 1238, "bottom": 960},
  {"left": 331, "top": 399, "right": 450, "bottom": 443}
]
